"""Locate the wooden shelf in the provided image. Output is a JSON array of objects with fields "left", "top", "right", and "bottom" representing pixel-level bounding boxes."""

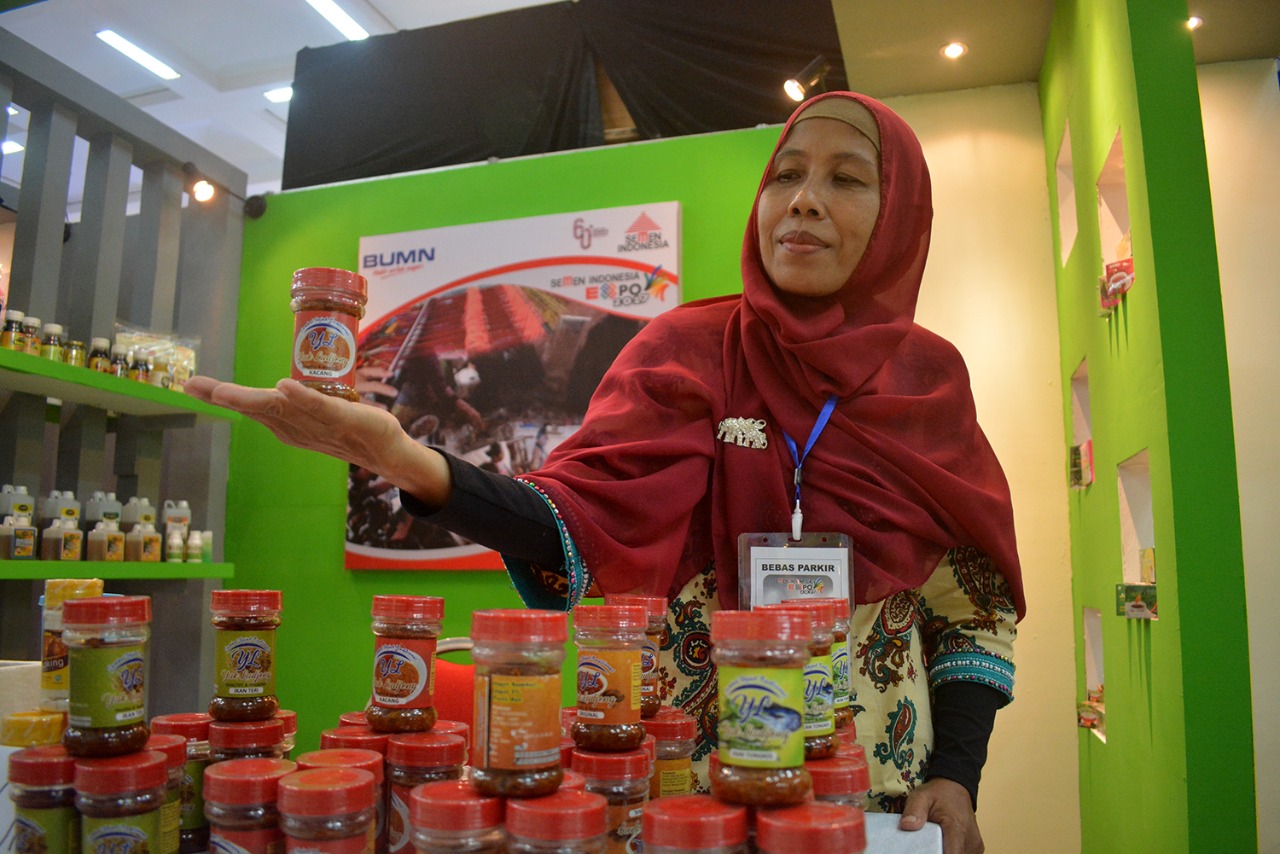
[
  {"left": 0, "top": 561, "right": 233, "bottom": 581},
  {"left": 0, "top": 349, "right": 238, "bottom": 423}
]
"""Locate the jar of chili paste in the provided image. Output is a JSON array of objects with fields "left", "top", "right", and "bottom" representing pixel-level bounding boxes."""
[
  {"left": 572, "top": 605, "right": 646, "bottom": 754},
  {"left": 604, "top": 594, "right": 667, "bottom": 719},
  {"left": 62, "top": 596, "right": 152, "bottom": 758},
  {"left": 366, "top": 595, "right": 443, "bottom": 734},
  {"left": 289, "top": 267, "right": 367, "bottom": 401},
  {"left": 209, "top": 590, "right": 282, "bottom": 723}
]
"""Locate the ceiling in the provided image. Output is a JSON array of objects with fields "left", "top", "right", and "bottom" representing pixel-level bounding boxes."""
[{"left": 1, "top": 0, "right": 1277, "bottom": 207}]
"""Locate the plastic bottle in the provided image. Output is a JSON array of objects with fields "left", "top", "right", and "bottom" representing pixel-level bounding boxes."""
[
  {"left": 39, "top": 322, "right": 65, "bottom": 361},
  {"left": 63, "top": 340, "right": 86, "bottom": 368},
  {"left": 125, "top": 522, "right": 163, "bottom": 562},
  {"left": 505, "top": 790, "right": 609, "bottom": 854},
  {"left": 166, "top": 529, "right": 185, "bottom": 562},
  {"left": 757, "top": 600, "right": 838, "bottom": 759},
  {"left": 641, "top": 706, "right": 697, "bottom": 800},
  {"left": 384, "top": 733, "right": 467, "bottom": 854},
  {"left": 184, "top": 529, "right": 203, "bottom": 563},
  {"left": 208, "top": 718, "right": 285, "bottom": 762},
  {"left": 806, "top": 754, "right": 872, "bottom": 811},
  {"left": 147, "top": 732, "right": 189, "bottom": 854},
  {"left": 108, "top": 344, "right": 130, "bottom": 377},
  {"left": 469, "top": 609, "right": 567, "bottom": 798},
  {"left": 1, "top": 308, "right": 26, "bottom": 349},
  {"left": 753, "top": 801, "right": 865, "bottom": 854},
  {"left": 278, "top": 767, "right": 377, "bottom": 854},
  {"left": 572, "top": 604, "right": 646, "bottom": 753},
  {"left": 296, "top": 748, "right": 387, "bottom": 854},
  {"left": 40, "top": 579, "right": 105, "bottom": 712},
  {"left": 367, "top": 595, "right": 444, "bottom": 734},
  {"left": 641, "top": 793, "right": 749, "bottom": 854},
  {"left": 39, "top": 490, "right": 81, "bottom": 530},
  {"left": 409, "top": 778, "right": 506, "bottom": 854},
  {"left": 571, "top": 747, "right": 649, "bottom": 854},
  {"left": 22, "top": 316, "right": 42, "bottom": 354},
  {"left": 208, "top": 589, "right": 282, "bottom": 722},
  {"left": 0, "top": 483, "right": 36, "bottom": 519},
  {"left": 86, "top": 520, "right": 126, "bottom": 561},
  {"left": 62, "top": 595, "right": 152, "bottom": 757},
  {"left": 150, "top": 713, "right": 214, "bottom": 853},
  {"left": 201, "top": 530, "right": 214, "bottom": 562},
  {"left": 604, "top": 594, "right": 668, "bottom": 719},
  {"left": 162, "top": 499, "right": 192, "bottom": 538},
  {"left": 87, "top": 337, "right": 112, "bottom": 372},
  {"left": 0, "top": 514, "right": 37, "bottom": 559},
  {"left": 40, "top": 518, "right": 82, "bottom": 561},
  {"left": 85, "top": 491, "right": 123, "bottom": 527},
  {"left": 7, "top": 744, "right": 80, "bottom": 854},
  {"left": 290, "top": 267, "right": 369, "bottom": 401},
  {"left": 276, "top": 709, "right": 298, "bottom": 758},
  {"left": 74, "top": 751, "right": 168, "bottom": 853},
  {"left": 120, "top": 496, "right": 157, "bottom": 533},
  {"left": 203, "top": 757, "right": 297, "bottom": 854},
  {"left": 815, "top": 597, "right": 854, "bottom": 732}
]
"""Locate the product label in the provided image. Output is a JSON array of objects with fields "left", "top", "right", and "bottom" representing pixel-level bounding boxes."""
[
  {"left": 142, "top": 534, "right": 162, "bottom": 562},
  {"left": 473, "top": 670, "right": 561, "bottom": 770},
  {"left": 14, "top": 804, "right": 80, "bottom": 854},
  {"left": 717, "top": 664, "right": 805, "bottom": 768},
  {"left": 640, "top": 636, "right": 659, "bottom": 698},
  {"left": 284, "top": 828, "right": 373, "bottom": 854},
  {"left": 210, "top": 828, "right": 285, "bottom": 854},
  {"left": 105, "top": 533, "right": 125, "bottom": 561},
  {"left": 832, "top": 637, "right": 851, "bottom": 708},
  {"left": 68, "top": 642, "right": 147, "bottom": 728},
  {"left": 12, "top": 527, "right": 36, "bottom": 558},
  {"left": 83, "top": 811, "right": 162, "bottom": 854},
  {"left": 386, "top": 786, "right": 412, "bottom": 853},
  {"left": 292, "top": 311, "right": 358, "bottom": 383},
  {"left": 41, "top": 629, "right": 70, "bottom": 690},
  {"left": 214, "top": 629, "right": 276, "bottom": 697},
  {"left": 161, "top": 789, "right": 181, "bottom": 854},
  {"left": 371, "top": 637, "right": 436, "bottom": 708},
  {"left": 650, "top": 756, "right": 694, "bottom": 799},
  {"left": 575, "top": 649, "right": 641, "bottom": 723},
  {"left": 802, "top": 652, "right": 836, "bottom": 735},
  {"left": 180, "top": 758, "right": 210, "bottom": 830},
  {"left": 59, "top": 530, "right": 82, "bottom": 560},
  {"left": 600, "top": 793, "right": 645, "bottom": 854}
]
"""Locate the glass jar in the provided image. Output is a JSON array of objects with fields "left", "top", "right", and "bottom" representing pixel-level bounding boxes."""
[
  {"left": 708, "top": 610, "right": 811, "bottom": 807},
  {"left": 0, "top": 309, "right": 25, "bottom": 350},
  {"left": 430, "top": 719, "right": 471, "bottom": 756},
  {"left": 757, "top": 601, "right": 837, "bottom": 759},
  {"left": 367, "top": 595, "right": 444, "bottom": 733},
  {"left": 385, "top": 733, "right": 467, "bottom": 854},
  {"left": 278, "top": 767, "right": 377, "bottom": 854},
  {"left": 409, "top": 779, "right": 506, "bottom": 854},
  {"left": 22, "top": 316, "right": 42, "bottom": 355},
  {"left": 109, "top": 344, "right": 130, "bottom": 377},
  {"left": 753, "top": 801, "right": 865, "bottom": 854},
  {"left": 560, "top": 769, "right": 587, "bottom": 792},
  {"left": 570, "top": 747, "right": 649, "bottom": 854},
  {"left": 276, "top": 709, "right": 298, "bottom": 758},
  {"left": 209, "top": 589, "right": 282, "bottom": 722},
  {"left": 87, "top": 337, "right": 112, "bottom": 372},
  {"left": 8, "top": 745, "right": 79, "bottom": 854},
  {"left": 815, "top": 597, "right": 854, "bottom": 732},
  {"left": 320, "top": 725, "right": 389, "bottom": 754},
  {"left": 62, "top": 595, "right": 152, "bottom": 757},
  {"left": 150, "top": 713, "right": 213, "bottom": 853},
  {"left": 641, "top": 706, "right": 697, "bottom": 800},
  {"left": 641, "top": 794, "right": 749, "bottom": 854},
  {"left": 39, "top": 322, "right": 64, "bottom": 361},
  {"left": 296, "top": 748, "right": 386, "bottom": 854},
  {"left": 203, "top": 757, "right": 297, "bottom": 854},
  {"left": 571, "top": 604, "right": 646, "bottom": 753},
  {"left": 74, "top": 750, "right": 168, "bottom": 854},
  {"left": 146, "top": 733, "right": 189, "bottom": 854},
  {"left": 63, "top": 340, "right": 86, "bottom": 368},
  {"left": 469, "top": 609, "right": 567, "bottom": 798},
  {"left": 504, "top": 790, "right": 608, "bottom": 854},
  {"left": 604, "top": 594, "right": 668, "bottom": 719},
  {"left": 806, "top": 754, "right": 871, "bottom": 811},
  {"left": 289, "top": 267, "right": 368, "bottom": 401},
  {"left": 208, "top": 719, "right": 286, "bottom": 762}
]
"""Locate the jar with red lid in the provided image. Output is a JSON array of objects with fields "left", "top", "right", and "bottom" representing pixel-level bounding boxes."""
[
  {"left": 151, "top": 713, "right": 213, "bottom": 854},
  {"left": 367, "top": 595, "right": 444, "bottom": 734},
  {"left": 8, "top": 745, "right": 79, "bottom": 854},
  {"left": 339, "top": 711, "right": 368, "bottom": 727},
  {"left": 571, "top": 605, "right": 646, "bottom": 753},
  {"left": 709, "top": 610, "right": 811, "bottom": 807},
  {"left": 290, "top": 267, "right": 368, "bottom": 401},
  {"left": 429, "top": 719, "right": 470, "bottom": 756},
  {"left": 641, "top": 706, "right": 697, "bottom": 800},
  {"left": 276, "top": 709, "right": 298, "bottom": 758},
  {"left": 384, "top": 733, "right": 467, "bottom": 853},
  {"left": 560, "top": 769, "right": 587, "bottom": 792},
  {"left": 278, "top": 767, "right": 377, "bottom": 854},
  {"left": 757, "top": 600, "right": 837, "bottom": 760},
  {"left": 62, "top": 595, "right": 152, "bottom": 758},
  {"left": 469, "top": 609, "right": 567, "bottom": 798},
  {"left": 320, "top": 725, "right": 389, "bottom": 754},
  {"left": 147, "top": 732, "right": 189, "bottom": 854},
  {"left": 603, "top": 594, "right": 667, "bottom": 719},
  {"left": 75, "top": 750, "right": 168, "bottom": 854},
  {"left": 203, "top": 757, "right": 297, "bottom": 854},
  {"left": 753, "top": 801, "right": 865, "bottom": 854},
  {"left": 805, "top": 755, "right": 871, "bottom": 811},
  {"left": 570, "top": 748, "right": 649, "bottom": 854},
  {"left": 209, "top": 719, "right": 286, "bottom": 762},
  {"left": 409, "top": 779, "right": 506, "bottom": 854},
  {"left": 641, "top": 793, "right": 749, "bottom": 854},
  {"left": 813, "top": 597, "right": 854, "bottom": 731},
  {"left": 209, "top": 589, "right": 282, "bottom": 723},
  {"left": 296, "top": 748, "right": 386, "bottom": 854},
  {"left": 504, "top": 790, "right": 608, "bottom": 854}
]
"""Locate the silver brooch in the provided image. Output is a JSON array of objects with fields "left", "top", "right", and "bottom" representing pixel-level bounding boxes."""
[{"left": 716, "top": 417, "right": 768, "bottom": 449}]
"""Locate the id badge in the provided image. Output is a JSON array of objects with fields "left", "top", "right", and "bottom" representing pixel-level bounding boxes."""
[{"left": 737, "top": 532, "right": 851, "bottom": 610}]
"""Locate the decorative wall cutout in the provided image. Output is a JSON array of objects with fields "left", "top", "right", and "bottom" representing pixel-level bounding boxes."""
[
  {"left": 1117, "top": 449, "right": 1157, "bottom": 619},
  {"left": 1079, "top": 606, "right": 1106, "bottom": 740},
  {"left": 1069, "top": 359, "right": 1094, "bottom": 489},
  {"left": 1097, "top": 129, "right": 1134, "bottom": 314},
  {"left": 1056, "top": 121, "right": 1077, "bottom": 267}
]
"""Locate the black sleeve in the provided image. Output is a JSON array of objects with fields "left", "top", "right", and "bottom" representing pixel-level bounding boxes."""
[
  {"left": 397, "top": 450, "right": 563, "bottom": 567},
  {"left": 924, "top": 681, "right": 1004, "bottom": 810}
]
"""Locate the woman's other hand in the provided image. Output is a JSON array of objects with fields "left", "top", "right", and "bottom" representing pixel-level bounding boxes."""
[{"left": 900, "top": 777, "right": 983, "bottom": 854}]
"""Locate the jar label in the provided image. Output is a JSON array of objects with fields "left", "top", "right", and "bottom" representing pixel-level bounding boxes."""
[
  {"left": 284, "top": 828, "right": 373, "bottom": 854},
  {"left": 83, "top": 811, "right": 162, "bottom": 854},
  {"left": 371, "top": 637, "right": 436, "bottom": 708},
  {"left": 386, "top": 786, "right": 412, "bottom": 853},
  {"left": 12, "top": 528, "right": 35, "bottom": 558},
  {"left": 106, "top": 532, "right": 125, "bottom": 561},
  {"left": 292, "top": 312, "right": 358, "bottom": 383},
  {"left": 14, "top": 805, "right": 79, "bottom": 854},
  {"left": 717, "top": 665, "right": 805, "bottom": 768},
  {"left": 214, "top": 629, "right": 276, "bottom": 697},
  {"left": 802, "top": 653, "right": 836, "bottom": 736},
  {"left": 59, "top": 530, "right": 82, "bottom": 560},
  {"left": 142, "top": 533, "right": 162, "bottom": 562},
  {"left": 650, "top": 756, "right": 694, "bottom": 799},
  {"left": 211, "top": 827, "right": 285, "bottom": 854},
  {"left": 832, "top": 638, "right": 851, "bottom": 708},
  {"left": 180, "top": 758, "right": 210, "bottom": 830},
  {"left": 41, "top": 629, "right": 70, "bottom": 690},
  {"left": 575, "top": 649, "right": 641, "bottom": 723},
  {"left": 473, "top": 671, "right": 561, "bottom": 770},
  {"left": 601, "top": 793, "right": 645, "bottom": 854},
  {"left": 162, "top": 790, "right": 181, "bottom": 854},
  {"left": 640, "top": 636, "right": 660, "bottom": 696},
  {"left": 68, "top": 642, "right": 146, "bottom": 728}
]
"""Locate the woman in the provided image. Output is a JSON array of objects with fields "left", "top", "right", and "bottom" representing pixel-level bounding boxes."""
[{"left": 189, "top": 91, "right": 1023, "bottom": 854}]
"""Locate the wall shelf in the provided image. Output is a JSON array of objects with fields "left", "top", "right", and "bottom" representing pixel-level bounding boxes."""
[{"left": 0, "top": 561, "right": 234, "bottom": 581}]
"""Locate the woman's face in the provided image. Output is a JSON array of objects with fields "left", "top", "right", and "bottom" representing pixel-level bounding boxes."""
[{"left": 757, "top": 117, "right": 882, "bottom": 298}]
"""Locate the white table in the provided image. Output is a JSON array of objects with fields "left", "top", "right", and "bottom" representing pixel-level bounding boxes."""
[{"left": 866, "top": 812, "right": 944, "bottom": 853}]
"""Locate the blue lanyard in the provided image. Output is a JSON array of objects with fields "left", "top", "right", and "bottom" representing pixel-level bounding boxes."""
[{"left": 782, "top": 394, "right": 838, "bottom": 538}]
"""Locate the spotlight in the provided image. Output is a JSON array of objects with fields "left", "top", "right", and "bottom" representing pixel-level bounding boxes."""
[
  {"left": 191, "top": 180, "right": 215, "bottom": 202},
  {"left": 941, "top": 42, "right": 968, "bottom": 60},
  {"left": 784, "top": 55, "right": 832, "bottom": 102},
  {"left": 1186, "top": 15, "right": 1203, "bottom": 30}
]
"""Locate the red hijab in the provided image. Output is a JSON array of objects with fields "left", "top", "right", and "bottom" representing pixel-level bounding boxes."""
[{"left": 527, "top": 92, "right": 1025, "bottom": 619}]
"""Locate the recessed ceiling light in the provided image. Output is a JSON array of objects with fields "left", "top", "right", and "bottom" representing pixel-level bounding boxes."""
[
  {"left": 941, "top": 42, "right": 968, "bottom": 60},
  {"left": 96, "top": 30, "right": 180, "bottom": 80},
  {"left": 264, "top": 87, "right": 294, "bottom": 103},
  {"left": 304, "top": 0, "right": 369, "bottom": 41},
  {"left": 1186, "top": 15, "right": 1204, "bottom": 30},
  {"left": 2, "top": 140, "right": 24, "bottom": 155}
]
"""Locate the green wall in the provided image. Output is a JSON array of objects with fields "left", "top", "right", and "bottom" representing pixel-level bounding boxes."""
[
  {"left": 230, "top": 127, "right": 781, "bottom": 755},
  {"left": 1040, "top": 0, "right": 1253, "bottom": 850}
]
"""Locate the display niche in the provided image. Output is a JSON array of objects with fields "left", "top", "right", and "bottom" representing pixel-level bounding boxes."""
[
  {"left": 1069, "top": 359, "right": 1094, "bottom": 489},
  {"left": 1056, "top": 120, "right": 1078, "bottom": 267},
  {"left": 1078, "top": 607, "right": 1106, "bottom": 741},
  {"left": 1096, "top": 129, "right": 1133, "bottom": 315},
  {"left": 1116, "top": 449, "right": 1156, "bottom": 620}
]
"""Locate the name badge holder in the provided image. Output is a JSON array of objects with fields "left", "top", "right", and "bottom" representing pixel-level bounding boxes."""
[{"left": 738, "top": 532, "right": 851, "bottom": 610}]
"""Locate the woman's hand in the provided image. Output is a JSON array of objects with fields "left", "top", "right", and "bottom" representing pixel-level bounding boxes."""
[{"left": 900, "top": 777, "right": 983, "bottom": 854}]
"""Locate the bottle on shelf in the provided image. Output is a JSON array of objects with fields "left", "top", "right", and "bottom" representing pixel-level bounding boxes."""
[
  {"left": 121, "top": 496, "right": 157, "bottom": 534},
  {"left": 39, "top": 323, "right": 65, "bottom": 362},
  {"left": 165, "top": 529, "right": 185, "bottom": 563},
  {"left": 1, "top": 484, "right": 36, "bottom": 519},
  {"left": 86, "top": 520, "right": 126, "bottom": 562},
  {"left": 85, "top": 491, "right": 123, "bottom": 527},
  {"left": 108, "top": 344, "right": 130, "bottom": 377},
  {"left": 1, "top": 308, "right": 26, "bottom": 350},
  {"left": 21, "top": 316, "right": 41, "bottom": 355},
  {"left": 0, "top": 514, "right": 38, "bottom": 559},
  {"left": 162, "top": 500, "right": 192, "bottom": 538},
  {"left": 87, "top": 337, "right": 112, "bottom": 372},
  {"left": 184, "top": 530, "right": 203, "bottom": 563},
  {"left": 124, "top": 522, "right": 163, "bottom": 562},
  {"left": 40, "top": 519, "right": 83, "bottom": 561}
]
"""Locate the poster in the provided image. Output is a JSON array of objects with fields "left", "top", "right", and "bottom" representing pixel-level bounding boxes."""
[{"left": 347, "top": 203, "right": 681, "bottom": 569}]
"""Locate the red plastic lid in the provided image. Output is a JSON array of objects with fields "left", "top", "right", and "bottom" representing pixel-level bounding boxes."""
[
  {"left": 604, "top": 594, "right": 668, "bottom": 620},
  {"left": 835, "top": 739, "right": 866, "bottom": 764},
  {"left": 432, "top": 719, "right": 470, "bottom": 750},
  {"left": 203, "top": 758, "right": 298, "bottom": 805},
  {"left": 291, "top": 267, "right": 368, "bottom": 300},
  {"left": 504, "top": 790, "right": 607, "bottom": 841},
  {"left": 409, "top": 779, "right": 504, "bottom": 833},
  {"left": 806, "top": 756, "right": 870, "bottom": 796},
  {"left": 8, "top": 745, "right": 76, "bottom": 786},
  {"left": 755, "top": 801, "right": 865, "bottom": 852},
  {"left": 277, "top": 767, "right": 376, "bottom": 817},
  {"left": 757, "top": 599, "right": 836, "bottom": 632},
  {"left": 642, "top": 794, "right": 748, "bottom": 848},
  {"left": 74, "top": 751, "right": 167, "bottom": 794},
  {"left": 150, "top": 712, "right": 212, "bottom": 741},
  {"left": 208, "top": 718, "right": 284, "bottom": 749},
  {"left": 559, "top": 769, "right": 586, "bottom": 792},
  {"left": 386, "top": 732, "right": 466, "bottom": 767},
  {"left": 642, "top": 735, "right": 656, "bottom": 765},
  {"left": 470, "top": 608, "right": 567, "bottom": 643},
  {"left": 210, "top": 589, "right": 282, "bottom": 613},
  {"left": 572, "top": 604, "right": 647, "bottom": 630},
  {"left": 319, "top": 726, "right": 389, "bottom": 754},
  {"left": 371, "top": 594, "right": 444, "bottom": 621},
  {"left": 62, "top": 595, "right": 151, "bottom": 627},
  {"left": 570, "top": 747, "right": 649, "bottom": 780},
  {"left": 711, "top": 609, "right": 809, "bottom": 642},
  {"left": 338, "top": 711, "right": 367, "bottom": 727},
  {"left": 814, "top": 596, "right": 851, "bottom": 622},
  {"left": 275, "top": 709, "right": 297, "bottom": 735},
  {"left": 145, "top": 733, "right": 188, "bottom": 770},
  {"left": 295, "top": 748, "right": 385, "bottom": 785},
  {"left": 641, "top": 707, "right": 697, "bottom": 741}
]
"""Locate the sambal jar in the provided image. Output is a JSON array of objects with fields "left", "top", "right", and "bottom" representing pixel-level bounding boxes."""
[
  {"left": 641, "top": 794, "right": 749, "bottom": 854},
  {"left": 571, "top": 604, "right": 646, "bottom": 753},
  {"left": 209, "top": 589, "right": 282, "bottom": 723},
  {"left": 8, "top": 745, "right": 79, "bottom": 854},
  {"left": 289, "top": 267, "right": 368, "bottom": 401},
  {"left": 814, "top": 597, "right": 854, "bottom": 731},
  {"left": 409, "top": 779, "right": 506, "bottom": 854},
  {"left": 295, "top": 748, "right": 386, "bottom": 854},
  {"left": 641, "top": 706, "right": 697, "bottom": 800},
  {"left": 149, "top": 713, "right": 213, "bottom": 853},
  {"left": 277, "top": 767, "right": 377, "bottom": 854},
  {"left": 366, "top": 595, "right": 444, "bottom": 734},
  {"left": 753, "top": 801, "right": 865, "bottom": 854},
  {"left": 384, "top": 733, "right": 467, "bottom": 854},
  {"left": 74, "top": 750, "right": 168, "bottom": 854},
  {"left": 757, "top": 600, "right": 838, "bottom": 759},
  {"left": 603, "top": 594, "right": 668, "bottom": 718},
  {"left": 203, "top": 757, "right": 297, "bottom": 854},
  {"left": 62, "top": 596, "right": 152, "bottom": 758},
  {"left": 504, "top": 790, "right": 608, "bottom": 854}
]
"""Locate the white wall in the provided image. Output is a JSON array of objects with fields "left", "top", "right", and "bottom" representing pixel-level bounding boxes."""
[
  {"left": 1198, "top": 58, "right": 1280, "bottom": 854},
  {"left": 887, "top": 84, "right": 1081, "bottom": 854}
]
